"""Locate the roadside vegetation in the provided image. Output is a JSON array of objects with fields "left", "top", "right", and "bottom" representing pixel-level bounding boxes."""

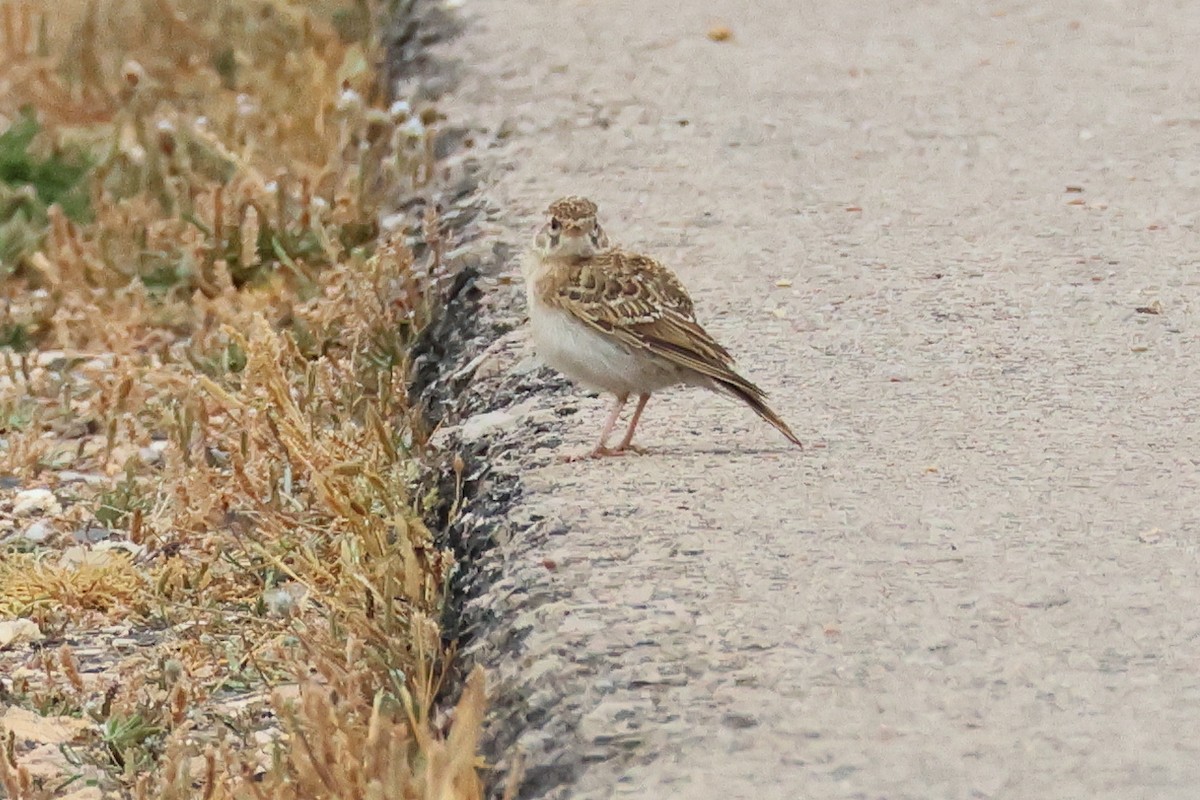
[{"left": 0, "top": 1, "right": 484, "bottom": 797}]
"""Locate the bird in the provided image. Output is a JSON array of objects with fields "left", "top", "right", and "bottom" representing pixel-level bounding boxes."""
[{"left": 521, "top": 195, "right": 803, "bottom": 460}]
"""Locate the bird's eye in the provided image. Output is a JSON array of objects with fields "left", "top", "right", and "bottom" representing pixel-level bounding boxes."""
[{"left": 549, "top": 218, "right": 561, "bottom": 232}]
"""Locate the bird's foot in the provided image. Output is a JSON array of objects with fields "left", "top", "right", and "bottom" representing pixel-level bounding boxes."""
[
  {"left": 612, "top": 442, "right": 649, "bottom": 455},
  {"left": 557, "top": 445, "right": 630, "bottom": 463}
]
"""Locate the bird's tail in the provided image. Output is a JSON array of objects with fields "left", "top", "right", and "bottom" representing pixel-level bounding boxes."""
[{"left": 710, "top": 372, "right": 803, "bottom": 449}]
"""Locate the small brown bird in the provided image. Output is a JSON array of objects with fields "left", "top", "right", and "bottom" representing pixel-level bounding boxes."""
[{"left": 521, "top": 195, "right": 803, "bottom": 460}]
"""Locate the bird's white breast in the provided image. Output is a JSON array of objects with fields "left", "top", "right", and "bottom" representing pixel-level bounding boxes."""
[{"left": 525, "top": 284, "right": 680, "bottom": 397}]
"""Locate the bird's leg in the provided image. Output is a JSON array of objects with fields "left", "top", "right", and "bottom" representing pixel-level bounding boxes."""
[
  {"left": 592, "top": 392, "right": 629, "bottom": 454},
  {"left": 560, "top": 393, "right": 628, "bottom": 461},
  {"left": 613, "top": 393, "right": 651, "bottom": 454}
]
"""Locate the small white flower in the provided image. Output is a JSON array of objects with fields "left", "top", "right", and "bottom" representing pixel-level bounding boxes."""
[
  {"left": 400, "top": 117, "right": 425, "bottom": 138},
  {"left": 389, "top": 99, "right": 412, "bottom": 119},
  {"left": 236, "top": 93, "right": 257, "bottom": 117},
  {"left": 337, "top": 88, "right": 364, "bottom": 113},
  {"left": 121, "top": 59, "right": 147, "bottom": 87}
]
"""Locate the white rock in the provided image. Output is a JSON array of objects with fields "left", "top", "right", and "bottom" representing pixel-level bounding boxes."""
[
  {"left": 56, "top": 471, "right": 106, "bottom": 485},
  {"left": 19, "top": 520, "right": 53, "bottom": 543},
  {"left": 380, "top": 212, "right": 407, "bottom": 233},
  {"left": 83, "top": 356, "right": 114, "bottom": 371},
  {"left": 0, "top": 619, "right": 44, "bottom": 649},
  {"left": 33, "top": 350, "right": 66, "bottom": 368},
  {"left": 59, "top": 543, "right": 141, "bottom": 567},
  {"left": 459, "top": 399, "right": 540, "bottom": 441},
  {"left": 13, "top": 488, "right": 60, "bottom": 517}
]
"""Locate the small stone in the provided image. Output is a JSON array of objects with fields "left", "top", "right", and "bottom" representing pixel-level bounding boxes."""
[
  {"left": 14, "top": 488, "right": 60, "bottom": 517},
  {"left": 19, "top": 520, "right": 53, "bottom": 544},
  {"left": 59, "top": 545, "right": 87, "bottom": 566},
  {"left": 33, "top": 350, "right": 67, "bottom": 368},
  {"left": 458, "top": 400, "right": 539, "bottom": 440},
  {"left": 138, "top": 440, "right": 169, "bottom": 465},
  {"left": 60, "top": 544, "right": 136, "bottom": 567},
  {"left": 722, "top": 712, "right": 759, "bottom": 729},
  {"left": 56, "top": 471, "right": 106, "bottom": 485},
  {"left": 73, "top": 526, "right": 112, "bottom": 544},
  {"left": 511, "top": 355, "right": 544, "bottom": 376},
  {"left": 0, "top": 619, "right": 44, "bottom": 649},
  {"left": 380, "top": 212, "right": 407, "bottom": 233}
]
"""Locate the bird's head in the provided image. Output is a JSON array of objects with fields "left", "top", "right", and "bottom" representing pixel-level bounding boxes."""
[{"left": 533, "top": 195, "right": 610, "bottom": 259}]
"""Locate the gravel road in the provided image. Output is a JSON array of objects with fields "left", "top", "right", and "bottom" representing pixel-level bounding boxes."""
[{"left": 438, "top": 1, "right": 1200, "bottom": 797}]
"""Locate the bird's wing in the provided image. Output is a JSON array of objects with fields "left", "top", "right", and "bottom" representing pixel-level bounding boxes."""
[
  {"left": 541, "top": 248, "right": 802, "bottom": 447},
  {"left": 541, "top": 249, "right": 739, "bottom": 374}
]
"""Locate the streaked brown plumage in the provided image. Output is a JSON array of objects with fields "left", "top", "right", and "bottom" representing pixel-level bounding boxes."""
[{"left": 523, "top": 195, "right": 802, "bottom": 459}]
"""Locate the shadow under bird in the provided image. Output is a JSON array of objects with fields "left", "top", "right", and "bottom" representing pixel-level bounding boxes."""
[{"left": 521, "top": 195, "right": 803, "bottom": 460}]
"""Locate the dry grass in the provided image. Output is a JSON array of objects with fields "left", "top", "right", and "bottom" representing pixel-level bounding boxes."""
[{"left": 0, "top": 1, "right": 485, "bottom": 798}]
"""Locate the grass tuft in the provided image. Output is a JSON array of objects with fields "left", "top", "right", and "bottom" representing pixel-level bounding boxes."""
[{"left": 0, "top": 0, "right": 486, "bottom": 797}]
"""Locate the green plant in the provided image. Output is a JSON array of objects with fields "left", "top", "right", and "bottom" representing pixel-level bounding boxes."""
[
  {"left": 0, "top": 109, "right": 92, "bottom": 270},
  {"left": 95, "top": 473, "right": 151, "bottom": 529},
  {"left": 100, "top": 713, "right": 162, "bottom": 771}
]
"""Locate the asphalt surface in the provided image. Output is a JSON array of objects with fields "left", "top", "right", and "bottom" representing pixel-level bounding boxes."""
[{"left": 439, "top": 2, "right": 1200, "bottom": 798}]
